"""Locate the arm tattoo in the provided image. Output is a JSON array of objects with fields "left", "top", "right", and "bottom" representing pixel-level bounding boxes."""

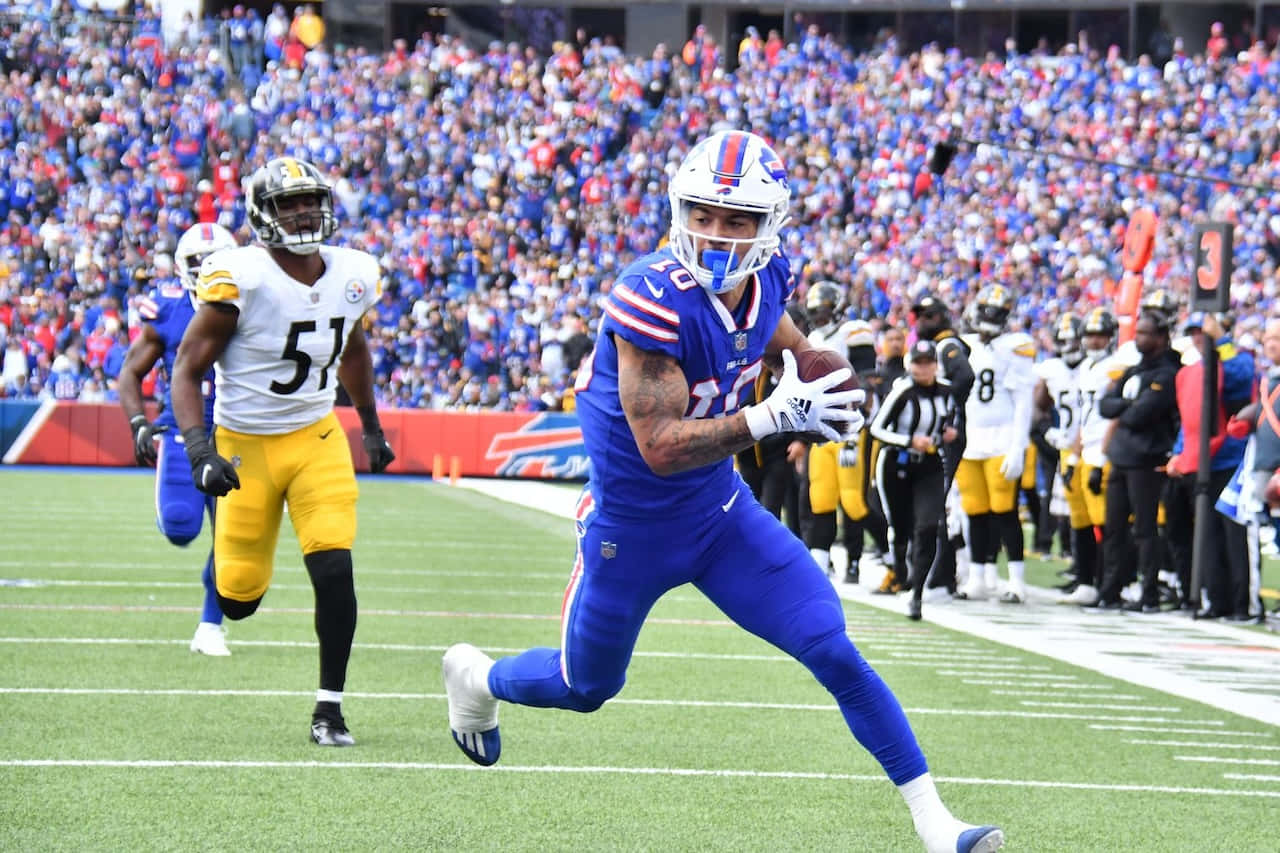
[{"left": 628, "top": 350, "right": 754, "bottom": 475}]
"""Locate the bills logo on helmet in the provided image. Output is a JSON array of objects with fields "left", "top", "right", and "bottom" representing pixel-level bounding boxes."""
[
  {"left": 758, "top": 149, "right": 787, "bottom": 184},
  {"left": 485, "top": 413, "right": 590, "bottom": 478}
]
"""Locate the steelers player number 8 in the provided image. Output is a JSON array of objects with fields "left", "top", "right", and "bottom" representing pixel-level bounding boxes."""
[
  {"left": 976, "top": 368, "right": 995, "bottom": 403},
  {"left": 271, "top": 317, "right": 346, "bottom": 395}
]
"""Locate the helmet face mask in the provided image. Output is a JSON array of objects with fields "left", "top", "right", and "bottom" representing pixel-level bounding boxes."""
[
  {"left": 974, "top": 284, "right": 1014, "bottom": 338},
  {"left": 1054, "top": 314, "right": 1084, "bottom": 366},
  {"left": 175, "top": 222, "right": 237, "bottom": 307},
  {"left": 668, "top": 131, "right": 790, "bottom": 294},
  {"left": 247, "top": 157, "right": 336, "bottom": 255},
  {"left": 1081, "top": 308, "right": 1117, "bottom": 357},
  {"left": 805, "top": 281, "right": 845, "bottom": 330}
]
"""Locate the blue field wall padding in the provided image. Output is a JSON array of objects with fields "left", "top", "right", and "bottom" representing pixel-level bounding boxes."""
[{"left": 0, "top": 401, "right": 40, "bottom": 458}]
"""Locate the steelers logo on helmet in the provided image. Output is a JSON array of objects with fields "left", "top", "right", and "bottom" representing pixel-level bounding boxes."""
[
  {"left": 805, "top": 281, "right": 846, "bottom": 331},
  {"left": 668, "top": 130, "right": 791, "bottom": 294},
  {"left": 1139, "top": 288, "right": 1178, "bottom": 322},
  {"left": 1053, "top": 314, "right": 1085, "bottom": 366},
  {"left": 1082, "top": 307, "right": 1118, "bottom": 337},
  {"left": 973, "top": 283, "right": 1015, "bottom": 338},
  {"left": 246, "top": 157, "right": 337, "bottom": 255}
]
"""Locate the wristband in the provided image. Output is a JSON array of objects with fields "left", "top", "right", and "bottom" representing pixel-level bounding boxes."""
[
  {"left": 182, "top": 426, "right": 211, "bottom": 458},
  {"left": 743, "top": 403, "right": 777, "bottom": 441},
  {"left": 356, "top": 404, "right": 381, "bottom": 434}
]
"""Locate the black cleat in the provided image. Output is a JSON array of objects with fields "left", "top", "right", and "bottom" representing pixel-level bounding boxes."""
[{"left": 311, "top": 703, "right": 355, "bottom": 747}]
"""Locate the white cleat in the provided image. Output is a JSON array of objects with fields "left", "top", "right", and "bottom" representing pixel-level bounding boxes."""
[
  {"left": 955, "top": 576, "right": 987, "bottom": 601},
  {"left": 921, "top": 586, "right": 953, "bottom": 604},
  {"left": 1059, "top": 584, "right": 1098, "bottom": 606},
  {"left": 443, "top": 643, "right": 501, "bottom": 766},
  {"left": 190, "top": 622, "right": 230, "bottom": 656}
]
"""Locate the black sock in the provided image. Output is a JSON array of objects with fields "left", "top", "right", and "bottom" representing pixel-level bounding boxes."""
[{"left": 305, "top": 549, "right": 357, "bottom": 694}]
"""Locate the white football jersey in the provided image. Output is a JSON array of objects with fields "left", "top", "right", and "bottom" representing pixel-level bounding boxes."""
[
  {"left": 807, "top": 320, "right": 861, "bottom": 352},
  {"left": 1035, "top": 357, "right": 1081, "bottom": 450},
  {"left": 1077, "top": 350, "right": 1125, "bottom": 466},
  {"left": 962, "top": 331, "right": 1037, "bottom": 459},
  {"left": 196, "top": 245, "right": 381, "bottom": 434}
]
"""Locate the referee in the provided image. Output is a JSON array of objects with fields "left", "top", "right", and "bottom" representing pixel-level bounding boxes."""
[{"left": 870, "top": 340, "right": 959, "bottom": 620}]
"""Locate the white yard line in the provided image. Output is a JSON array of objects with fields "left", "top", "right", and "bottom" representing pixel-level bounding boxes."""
[
  {"left": 0, "top": 686, "right": 1232, "bottom": 725},
  {"left": 455, "top": 478, "right": 1280, "bottom": 728},
  {"left": 1127, "top": 739, "right": 1280, "bottom": 750},
  {"left": 1, "top": 757, "right": 1276, "bottom": 798}
]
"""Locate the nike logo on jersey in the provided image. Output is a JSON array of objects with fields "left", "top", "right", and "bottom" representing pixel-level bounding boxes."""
[
  {"left": 721, "top": 491, "right": 739, "bottom": 513},
  {"left": 643, "top": 278, "right": 665, "bottom": 299},
  {"left": 319, "top": 429, "right": 334, "bottom": 439}
]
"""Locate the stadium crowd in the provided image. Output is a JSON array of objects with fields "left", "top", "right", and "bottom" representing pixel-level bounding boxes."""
[{"left": 1, "top": 3, "right": 1278, "bottom": 414}]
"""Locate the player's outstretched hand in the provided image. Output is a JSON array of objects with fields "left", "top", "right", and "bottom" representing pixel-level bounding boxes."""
[
  {"left": 363, "top": 429, "right": 396, "bottom": 473},
  {"left": 129, "top": 415, "right": 167, "bottom": 467},
  {"left": 182, "top": 428, "right": 240, "bottom": 497},
  {"left": 746, "top": 350, "right": 865, "bottom": 443}
]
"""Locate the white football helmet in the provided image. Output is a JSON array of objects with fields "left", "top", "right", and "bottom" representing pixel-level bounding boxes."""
[
  {"left": 668, "top": 130, "right": 790, "bottom": 293},
  {"left": 175, "top": 223, "right": 237, "bottom": 297}
]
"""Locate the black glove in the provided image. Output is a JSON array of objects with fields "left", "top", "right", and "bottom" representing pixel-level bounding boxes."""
[
  {"left": 182, "top": 427, "right": 240, "bottom": 497},
  {"left": 129, "top": 415, "right": 167, "bottom": 466},
  {"left": 357, "top": 403, "right": 395, "bottom": 473},
  {"left": 1087, "top": 466, "right": 1104, "bottom": 496},
  {"left": 362, "top": 429, "right": 395, "bottom": 473},
  {"left": 1062, "top": 464, "right": 1076, "bottom": 492}
]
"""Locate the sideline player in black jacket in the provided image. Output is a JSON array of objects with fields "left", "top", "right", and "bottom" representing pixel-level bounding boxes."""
[{"left": 1093, "top": 312, "right": 1180, "bottom": 611}]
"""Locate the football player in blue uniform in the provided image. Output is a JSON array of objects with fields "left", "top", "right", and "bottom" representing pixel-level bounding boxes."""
[
  {"left": 443, "top": 131, "right": 1003, "bottom": 853},
  {"left": 119, "top": 223, "right": 238, "bottom": 656}
]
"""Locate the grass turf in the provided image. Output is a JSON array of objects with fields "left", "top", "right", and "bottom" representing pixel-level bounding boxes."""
[{"left": 0, "top": 470, "right": 1276, "bottom": 851}]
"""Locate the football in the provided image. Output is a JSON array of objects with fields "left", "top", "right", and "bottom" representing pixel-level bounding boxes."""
[
  {"left": 794, "top": 347, "right": 859, "bottom": 393},
  {"left": 792, "top": 347, "right": 860, "bottom": 441}
]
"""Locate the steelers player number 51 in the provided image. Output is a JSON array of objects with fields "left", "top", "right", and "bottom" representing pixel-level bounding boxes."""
[{"left": 1191, "top": 222, "right": 1232, "bottom": 314}]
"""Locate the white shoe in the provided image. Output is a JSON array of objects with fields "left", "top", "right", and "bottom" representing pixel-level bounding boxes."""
[
  {"left": 1059, "top": 584, "right": 1098, "bottom": 606},
  {"left": 443, "top": 643, "right": 501, "bottom": 766},
  {"left": 956, "top": 575, "right": 987, "bottom": 601},
  {"left": 999, "top": 582, "right": 1028, "bottom": 604},
  {"left": 190, "top": 622, "right": 230, "bottom": 656},
  {"left": 922, "top": 586, "right": 952, "bottom": 604}
]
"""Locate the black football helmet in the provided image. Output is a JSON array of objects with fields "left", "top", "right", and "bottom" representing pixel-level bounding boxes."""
[
  {"left": 973, "top": 284, "right": 1015, "bottom": 338},
  {"left": 1053, "top": 314, "right": 1084, "bottom": 366},
  {"left": 1082, "top": 307, "right": 1117, "bottom": 336},
  {"left": 805, "top": 281, "right": 846, "bottom": 330},
  {"left": 246, "top": 157, "right": 336, "bottom": 254},
  {"left": 1139, "top": 288, "right": 1178, "bottom": 323}
]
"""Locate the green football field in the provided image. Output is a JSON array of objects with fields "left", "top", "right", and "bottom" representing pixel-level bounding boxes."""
[{"left": 1, "top": 470, "right": 1276, "bottom": 851}]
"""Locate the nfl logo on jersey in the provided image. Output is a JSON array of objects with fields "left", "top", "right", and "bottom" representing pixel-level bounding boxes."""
[
  {"left": 600, "top": 541, "right": 617, "bottom": 559},
  {"left": 734, "top": 331, "right": 748, "bottom": 351}
]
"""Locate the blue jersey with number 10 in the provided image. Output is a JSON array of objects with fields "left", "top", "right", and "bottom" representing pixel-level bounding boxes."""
[
  {"left": 574, "top": 246, "right": 795, "bottom": 520},
  {"left": 137, "top": 282, "right": 215, "bottom": 430}
]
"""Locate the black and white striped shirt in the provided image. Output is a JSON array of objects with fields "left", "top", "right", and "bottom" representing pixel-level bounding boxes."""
[{"left": 869, "top": 375, "right": 957, "bottom": 448}]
